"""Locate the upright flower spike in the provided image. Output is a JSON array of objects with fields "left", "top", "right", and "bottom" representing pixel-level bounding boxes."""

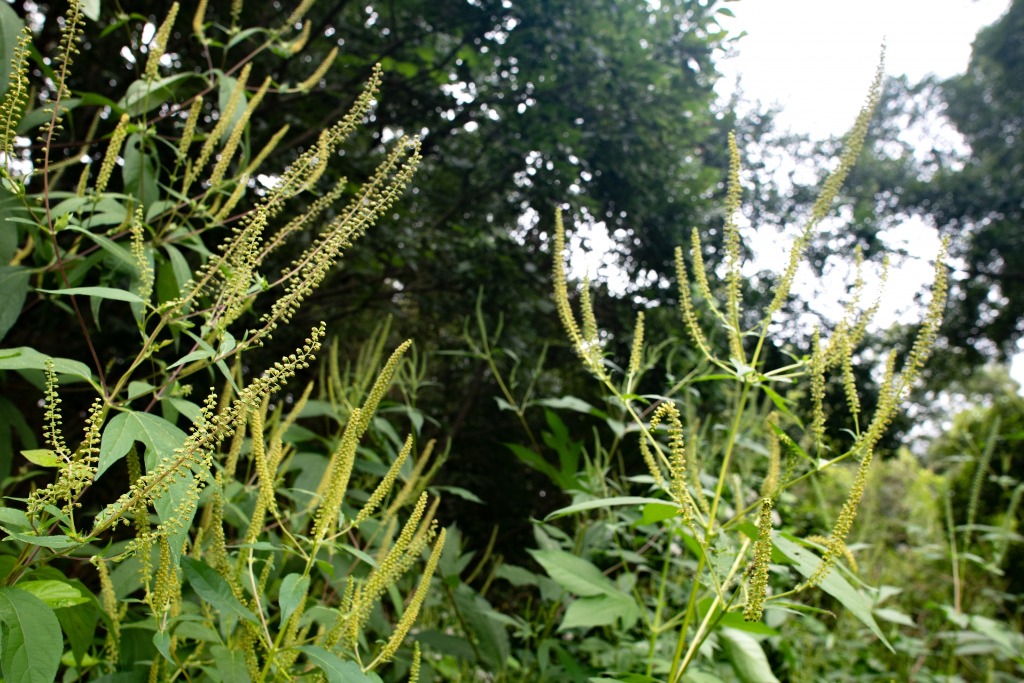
[
  {"left": 674, "top": 245, "right": 712, "bottom": 361},
  {"left": 809, "top": 327, "right": 827, "bottom": 448},
  {"left": 355, "top": 434, "right": 414, "bottom": 525},
  {"left": 650, "top": 402, "right": 698, "bottom": 527},
  {"left": 296, "top": 47, "right": 339, "bottom": 92},
  {"left": 0, "top": 27, "right": 31, "bottom": 164},
  {"left": 809, "top": 447, "right": 874, "bottom": 587},
  {"left": 552, "top": 210, "right": 608, "bottom": 379},
  {"left": 208, "top": 76, "right": 272, "bottom": 188},
  {"left": 765, "top": 49, "right": 885, "bottom": 320},
  {"left": 373, "top": 528, "right": 447, "bottom": 665},
  {"left": 144, "top": 3, "right": 179, "bottom": 81},
  {"left": 743, "top": 496, "right": 774, "bottom": 622},
  {"left": 723, "top": 132, "right": 745, "bottom": 365},
  {"left": 628, "top": 310, "right": 645, "bottom": 378}
]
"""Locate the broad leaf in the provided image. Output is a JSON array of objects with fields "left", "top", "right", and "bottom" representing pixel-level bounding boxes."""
[
  {"left": 212, "top": 644, "right": 252, "bottom": 683},
  {"left": 0, "top": 587, "right": 62, "bottom": 683},
  {"left": 98, "top": 412, "right": 194, "bottom": 565},
  {"left": 545, "top": 496, "right": 676, "bottom": 521},
  {"left": 719, "top": 628, "right": 780, "bottom": 683},
  {"left": 528, "top": 549, "right": 618, "bottom": 598},
  {"left": 38, "top": 286, "right": 144, "bottom": 304},
  {"left": 0, "top": 3, "right": 24, "bottom": 98},
  {"left": 560, "top": 593, "right": 640, "bottom": 631},
  {"left": 180, "top": 557, "right": 259, "bottom": 626},
  {"left": 0, "top": 347, "right": 93, "bottom": 382},
  {"left": 773, "top": 533, "right": 893, "bottom": 652},
  {"left": 0, "top": 266, "right": 29, "bottom": 342},
  {"left": 20, "top": 448, "right": 61, "bottom": 467},
  {"left": 295, "top": 646, "right": 378, "bottom": 683},
  {"left": 278, "top": 573, "right": 309, "bottom": 627},
  {"left": 118, "top": 73, "right": 195, "bottom": 116},
  {"left": 16, "top": 580, "right": 87, "bottom": 608}
]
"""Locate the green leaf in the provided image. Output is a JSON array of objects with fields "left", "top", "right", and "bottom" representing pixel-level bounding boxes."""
[
  {"left": 545, "top": 496, "right": 676, "bottom": 521},
  {"left": 531, "top": 396, "right": 604, "bottom": 416},
  {"left": 0, "top": 507, "right": 29, "bottom": 530},
  {"left": 527, "top": 549, "right": 618, "bottom": 597},
  {"left": 0, "top": 266, "right": 29, "bottom": 343},
  {"left": 97, "top": 412, "right": 194, "bottom": 566},
  {"left": 211, "top": 644, "right": 252, "bottom": 683},
  {"left": 153, "top": 630, "right": 173, "bottom": 664},
  {"left": 20, "top": 448, "right": 61, "bottom": 467},
  {"left": 0, "top": 587, "right": 62, "bottom": 683},
  {"left": 3, "top": 530, "right": 79, "bottom": 548},
  {"left": 0, "top": 347, "right": 93, "bottom": 382},
  {"left": 450, "top": 585, "right": 510, "bottom": 671},
  {"left": 97, "top": 412, "right": 187, "bottom": 478},
  {"left": 0, "top": 3, "right": 24, "bottom": 99},
  {"left": 118, "top": 73, "right": 195, "bottom": 116},
  {"left": 772, "top": 533, "right": 893, "bottom": 652},
  {"left": 55, "top": 599, "right": 98, "bottom": 668},
  {"left": 38, "top": 286, "right": 144, "bottom": 304},
  {"left": 16, "top": 580, "right": 87, "bottom": 608},
  {"left": 63, "top": 225, "right": 136, "bottom": 274},
  {"left": 80, "top": 0, "right": 101, "bottom": 21},
  {"left": 641, "top": 501, "right": 679, "bottom": 525},
  {"left": 504, "top": 442, "right": 562, "bottom": 486},
  {"left": 122, "top": 132, "right": 160, "bottom": 208},
  {"left": 278, "top": 573, "right": 309, "bottom": 627},
  {"left": 560, "top": 593, "right": 640, "bottom": 631},
  {"left": 295, "top": 646, "right": 377, "bottom": 683},
  {"left": 180, "top": 557, "right": 259, "bottom": 626},
  {"left": 719, "top": 628, "right": 779, "bottom": 683}
]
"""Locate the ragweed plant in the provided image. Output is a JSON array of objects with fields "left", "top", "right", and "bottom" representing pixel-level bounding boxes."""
[
  {"left": 0, "top": 2, "right": 441, "bottom": 681},
  {"left": 545, "top": 53, "right": 950, "bottom": 682}
]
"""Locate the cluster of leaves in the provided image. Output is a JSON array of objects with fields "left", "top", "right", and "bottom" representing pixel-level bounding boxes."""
[{"left": 0, "top": 2, "right": 455, "bottom": 681}]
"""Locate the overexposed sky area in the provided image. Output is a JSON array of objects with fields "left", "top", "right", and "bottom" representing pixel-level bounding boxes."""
[{"left": 714, "top": 0, "right": 1012, "bottom": 137}]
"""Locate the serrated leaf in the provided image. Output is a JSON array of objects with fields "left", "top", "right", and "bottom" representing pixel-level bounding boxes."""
[
  {"left": 38, "top": 286, "right": 144, "bottom": 304},
  {"left": 118, "top": 73, "right": 194, "bottom": 116},
  {"left": 0, "top": 507, "right": 29, "bottom": 529},
  {"left": 212, "top": 644, "right": 252, "bottom": 683},
  {"left": 527, "top": 549, "right": 618, "bottom": 597},
  {"left": 0, "top": 266, "right": 29, "bottom": 343},
  {"left": 2, "top": 531, "right": 79, "bottom": 548},
  {"left": 531, "top": 396, "right": 603, "bottom": 416},
  {"left": 278, "top": 573, "right": 309, "bottom": 627},
  {"left": 180, "top": 557, "right": 259, "bottom": 626},
  {"left": 0, "top": 347, "right": 93, "bottom": 382},
  {"left": 0, "top": 587, "right": 62, "bottom": 683},
  {"left": 295, "top": 645, "right": 376, "bottom": 683},
  {"left": 719, "top": 627, "right": 780, "bottom": 683},
  {"left": 97, "top": 411, "right": 194, "bottom": 565},
  {"left": 0, "top": 3, "right": 25, "bottom": 99},
  {"left": 545, "top": 496, "right": 676, "bottom": 521},
  {"left": 20, "top": 448, "right": 61, "bottom": 467},
  {"left": 80, "top": 0, "right": 100, "bottom": 21},
  {"left": 16, "top": 580, "right": 87, "bottom": 608},
  {"left": 559, "top": 593, "right": 640, "bottom": 631},
  {"left": 97, "top": 412, "right": 187, "bottom": 478}
]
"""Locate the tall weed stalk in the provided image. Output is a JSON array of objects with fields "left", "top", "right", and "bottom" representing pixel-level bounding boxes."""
[
  {"left": 0, "top": 2, "right": 440, "bottom": 681},
  {"left": 542, "top": 54, "right": 950, "bottom": 682}
]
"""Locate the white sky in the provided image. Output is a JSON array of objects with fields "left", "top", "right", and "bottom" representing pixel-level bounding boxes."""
[{"left": 714, "top": 0, "right": 1012, "bottom": 138}]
